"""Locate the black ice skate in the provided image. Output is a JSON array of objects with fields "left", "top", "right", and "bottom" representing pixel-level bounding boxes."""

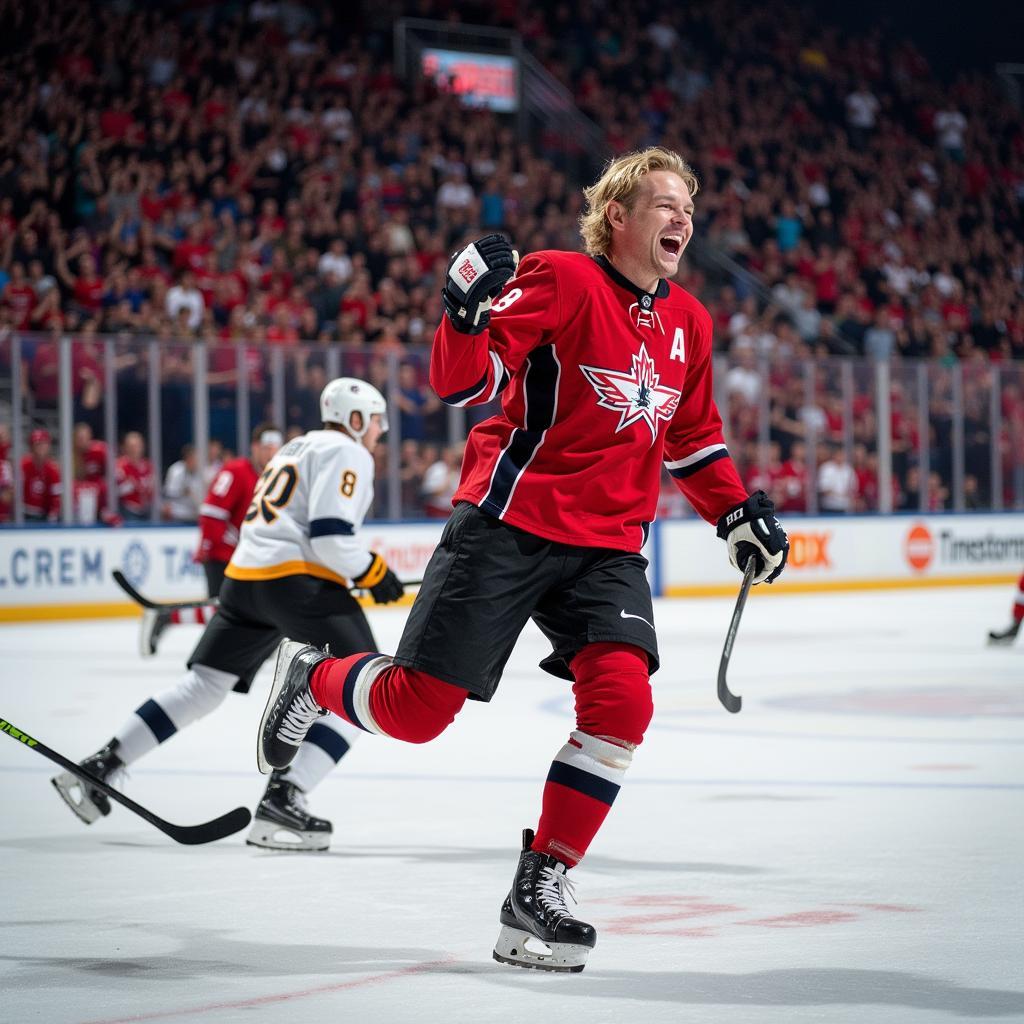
[
  {"left": 139, "top": 608, "right": 171, "bottom": 658},
  {"left": 492, "top": 828, "right": 597, "bottom": 973},
  {"left": 257, "top": 640, "right": 331, "bottom": 774},
  {"left": 51, "top": 739, "right": 124, "bottom": 825},
  {"left": 246, "top": 772, "right": 332, "bottom": 852},
  {"left": 987, "top": 621, "right": 1021, "bottom": 646}
]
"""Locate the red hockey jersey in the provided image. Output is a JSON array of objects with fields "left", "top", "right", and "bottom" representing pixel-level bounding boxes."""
[
  {"left": 116, "top": 457, "right": 155, "bottom": 515},
  {"left": 430, "top": 251, "right": 746, "bottom": 552},
  {"left": 22, "top": 456, "right": 61, "bottom": 519},
  {"left": 196, "top": 457, "right": 260, "bottom": 564}
]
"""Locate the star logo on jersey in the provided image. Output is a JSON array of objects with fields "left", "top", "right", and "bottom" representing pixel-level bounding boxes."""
[{"left": 580, "top": 343, "right": 681, "bottom": 444}]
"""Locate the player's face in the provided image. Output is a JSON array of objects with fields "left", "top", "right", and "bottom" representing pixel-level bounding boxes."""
[
  {"left": 361, "top": 414, "right": 385, "bottom": 454},
  {"left": 621, "top": 171, "right": 694, "bottom": 280},
  {"left": 252, "top": 440, "right": 281, "bottom": 470}
]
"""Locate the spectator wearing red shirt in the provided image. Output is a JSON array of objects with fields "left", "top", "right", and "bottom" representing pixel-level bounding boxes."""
[
  {"left": 116, "top": 432, "right": 155, "bottom": 520},
  {"left": 1, "top": 263, "right": 36, "bottom": 329},
  {"left": 99, "top": 96, "right": 136, "bottom": 141},
  {"left": 776, "top": 441, "right": 811, "bottom": 513},
  {"left": 28, "top": 328, "right": 102, "bottom": 412},
  {"left": 22, "top": 429, "right": 61, "bottom": 522},
  {"left": 173, "top": 222, "right": 213, "bottom": 273},
  {"left": 56, "top": 250, "right": 105, "bottom": 316},
  {"left": 0, "top": 456, "right": 12, "bottom": 523},
  {"left": 266, "top": 305, "right": 299, "bottom": 345},
  {"left": 73, "top": 422, "right": 108, "bottom": 482}
]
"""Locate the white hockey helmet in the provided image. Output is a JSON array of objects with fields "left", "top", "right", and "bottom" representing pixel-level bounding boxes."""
[{"left": 320, "top": 377, "right": 388, "bottom": 439}]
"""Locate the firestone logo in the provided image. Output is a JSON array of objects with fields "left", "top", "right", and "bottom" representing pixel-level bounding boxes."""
[{"left": 904, "top": 523, "right": 935, "bottom": 572}]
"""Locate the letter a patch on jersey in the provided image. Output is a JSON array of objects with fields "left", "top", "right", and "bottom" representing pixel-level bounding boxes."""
[{"left": 580, "top": 343, "right": 681, "bottom": 445}]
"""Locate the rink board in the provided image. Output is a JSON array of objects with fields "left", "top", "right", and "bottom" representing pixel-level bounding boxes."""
[
  {"left": 660, "top": 513, "right": 1024, "bottom": 596},
  {"left": 0, "top": 523, "right": 445, "bottom": 621},
  {"left": 1, "top": 514, "right": 1021, "bottom": 619}
]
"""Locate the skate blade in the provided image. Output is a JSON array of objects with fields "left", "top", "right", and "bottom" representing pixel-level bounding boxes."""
[
  {"left": 492, "top": 925, "right": 588, "bottom": 973},
  {"left": 257, "top": 640, "right": 307, "bottom": 775},
  {"left": 51, "top": 773, "right": 105, "bottom": 825},
  {"left": 245, "top": 819, "right": 329, "bottom": 852}
]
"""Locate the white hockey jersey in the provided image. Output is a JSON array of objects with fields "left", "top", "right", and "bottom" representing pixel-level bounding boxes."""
[{"left": 225, "top": 429, "right": 377, "bottom": 586}]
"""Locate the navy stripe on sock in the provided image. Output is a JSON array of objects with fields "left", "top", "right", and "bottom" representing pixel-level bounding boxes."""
[
  {"left": 305, "top": 721, "right": 351, "bottom": 763},
  {"left": 135, "top": 699, "right": 176, "bottom": 743},
  {"left": 341, "top": 653, "right": 383, "bottom": 732},
  {"left": 546, "top": 760, "right": 620, "bottom": 806}
]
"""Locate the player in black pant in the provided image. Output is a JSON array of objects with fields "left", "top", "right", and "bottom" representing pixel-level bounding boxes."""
[{"left": 54, "top": 379, "right": 405, "bottom": 850}]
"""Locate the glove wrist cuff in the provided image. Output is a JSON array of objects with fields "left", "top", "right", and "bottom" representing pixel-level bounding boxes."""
[{"left": 355, "top": 553, "right": 387, "bottom": 588}]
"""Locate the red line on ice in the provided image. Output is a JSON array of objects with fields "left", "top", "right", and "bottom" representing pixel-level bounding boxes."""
[{"left": 77, "top": 958, "right": 453, "bottom": 1024}]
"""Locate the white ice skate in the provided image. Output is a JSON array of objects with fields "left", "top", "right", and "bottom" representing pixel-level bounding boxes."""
[
  {"left": 492, "top": 829, "right": 596, "bottom": 973},
  {"left": 51, "top": 741, "right": 124, "bottom": 825},
  {"left": 246, "top": 773, "right": 332, "bottom": 852}
]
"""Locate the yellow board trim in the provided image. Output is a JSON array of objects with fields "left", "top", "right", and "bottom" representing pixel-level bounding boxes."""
[
  {"left": 224, "top": 560, "right": 348, "bottom": 586},
  {"left": 664, "top": 573, "right": 1018, "bottom": 598},
  {"left": 0, "top": 590, "right": 420, "bottom": 623},
  {"left": 0, "top": 602, "right": 141, "bottom": 623}
]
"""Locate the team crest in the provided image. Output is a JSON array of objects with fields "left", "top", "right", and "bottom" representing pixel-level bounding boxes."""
[{"left": 580, "top": 343, "right": 681, "bottom": 444}]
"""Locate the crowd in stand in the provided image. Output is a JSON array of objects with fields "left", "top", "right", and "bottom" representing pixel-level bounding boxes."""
[{"left": 1, "top": 0, "right": 1022, "bottom": 524}]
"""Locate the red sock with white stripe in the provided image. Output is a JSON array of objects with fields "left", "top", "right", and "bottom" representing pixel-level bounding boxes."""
[
  {"left": 531, "top": 643, "right": 653, "bottom": 867},
  {"left": 531, "top": 730, "right": 632, "bottom": 867},
  {"left": 309, "top": 653, "right": 467, "bottom": 742},
  {"left": 169, "top": 605, "right": 215, "bottom": 625}
]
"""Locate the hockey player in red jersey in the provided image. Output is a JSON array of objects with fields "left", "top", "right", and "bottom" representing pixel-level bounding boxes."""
[
  {"left": 22, "top": 429, "right": 61, "bottom": 521},
  {"left": 258, "top": 147, "right": 790, "bottom": 970},
  {"left": 115, "top": 432, "right": 155, "bottom": 520},
  {"left": 987, "top": 568, "right": 1024, "bottom": 645},
  {"left": 139, "top": 425, "right": 282, "bottom": 658}
]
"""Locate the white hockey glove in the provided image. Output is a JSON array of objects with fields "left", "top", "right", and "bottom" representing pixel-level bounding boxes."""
[
  {"left": 441, "top": 233, "right": 519, "bottom": 335},
  {"left": 716, "top": 491, "right": 789, "bottom": 585}
]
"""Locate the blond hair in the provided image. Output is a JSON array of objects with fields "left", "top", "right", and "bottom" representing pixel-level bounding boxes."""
[{"left": 579, "top": 147, "right": 699, "bottom": 257}]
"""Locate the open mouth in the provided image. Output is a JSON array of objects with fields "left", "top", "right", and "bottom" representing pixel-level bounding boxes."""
[{"left": 660, "top": 236, "right": 682, "bottom": 257}]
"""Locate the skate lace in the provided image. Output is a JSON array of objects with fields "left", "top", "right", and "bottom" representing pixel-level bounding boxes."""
[
  {"left": 536, "top": 866, "right": 577, "bottom": 920},
  {"left": 279, "top": 689, "right": 325, "bottom": 743}
]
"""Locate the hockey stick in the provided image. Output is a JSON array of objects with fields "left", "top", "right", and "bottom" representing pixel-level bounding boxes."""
[
  {"left": 717, "top": 558, "right": 757, "bottom": 714},
  {"left": 112, "top": 570, "right": 216, "bottom": 612},
  {"left": 113, "top": 569, "right": 423, "bottom": 612},
  {"left": 1, "top": 717, "right": 251, "bottom": 845}
]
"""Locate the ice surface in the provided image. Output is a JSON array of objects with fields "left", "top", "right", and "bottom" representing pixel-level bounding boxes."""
[{"left": 2, "top": 585, "right": 1022, "bottom": 1024}]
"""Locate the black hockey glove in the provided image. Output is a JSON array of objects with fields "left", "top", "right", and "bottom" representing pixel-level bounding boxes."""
[
  {"left": 354, "top": 553, "right": 405, "bottom": 605},
  {"left": 441, "top": 233, "right": 519, "bottom": 335},
  {"left": 716, "top": 491, "right": 789, "bottom": 585}
]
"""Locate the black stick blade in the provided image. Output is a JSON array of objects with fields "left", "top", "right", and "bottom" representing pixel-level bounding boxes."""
[{"left": 163, "top": 806, "right": 252, "bottom": 845}]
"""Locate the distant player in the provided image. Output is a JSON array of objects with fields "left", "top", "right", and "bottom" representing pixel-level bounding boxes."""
[
  {"left": 988, "top": 570, "right": 1024, "bottom": 645},
  {"left": 139, "top": 425, "right": 282, "bottom": 658},
  {"left": 22, "top": 429, "right": 61, "bottom": 522},
  {"left": 54, "top": 378, "right": 405, "bottom": 850},
  {"left": 256, "top": 148, "right": 789, "bottom": 969}
]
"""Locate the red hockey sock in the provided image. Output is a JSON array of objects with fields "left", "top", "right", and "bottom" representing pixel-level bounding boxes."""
[
  {"left": 532, "top": 644, "right": 653, "bottom": 866},
  {"left": 310, "top": 655, "right": 467, "bottom": 743},
  {"left": 169, "top": 605, "right": 214, "bottom": 625}
]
